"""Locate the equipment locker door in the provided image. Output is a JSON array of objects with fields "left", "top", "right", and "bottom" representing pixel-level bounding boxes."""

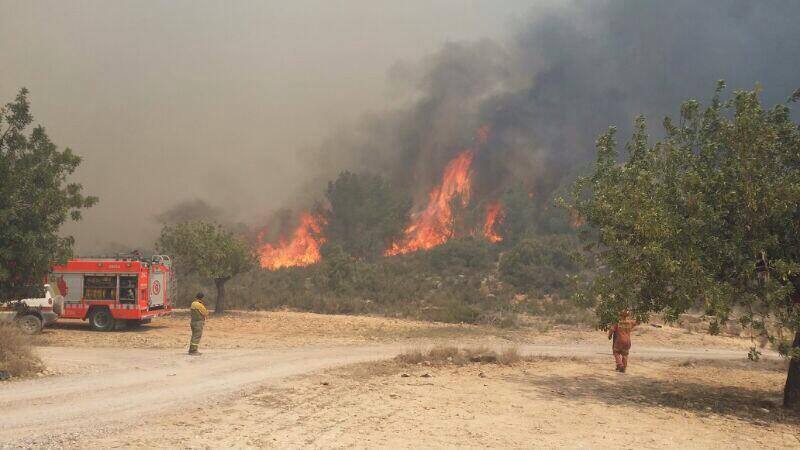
[{"left": 148, "top": 270, "right": 166, "bottom": 308}]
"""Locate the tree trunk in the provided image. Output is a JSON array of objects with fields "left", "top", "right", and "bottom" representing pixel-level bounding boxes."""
[
  {"left": 784, "top": 330, "right": 800, "bottom": 410},
  {"left": 214, "top": 278, "right": 228, "bottom": 315}
]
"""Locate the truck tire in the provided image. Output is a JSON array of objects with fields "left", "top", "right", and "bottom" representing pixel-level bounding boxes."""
[
  {"left": 88, "top": 308, "right": 115, "bottom": 332},
  {"left": 16, "top": 314, "right": 43, "bottom": 335}
]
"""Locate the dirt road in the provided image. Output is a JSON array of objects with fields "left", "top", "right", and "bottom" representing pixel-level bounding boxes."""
[
  {"left": 2, "top": 310, "right": 793, "bottom": 448},
  {"left": 0, "top": 341, "right": 777, "bottom": 448},
  {"left": 2, "top": 344, "right": 402, "bottom": 447}
]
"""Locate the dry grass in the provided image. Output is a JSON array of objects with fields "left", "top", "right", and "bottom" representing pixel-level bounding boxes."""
[
  {"left": 396, "top": 345, "right": 522, "bottom": 366},
  {"left": 0, "top": 323, "right": 43, "bottom": 379},
  {"left": 676, "top": 357, "right": 789, "bottom": 372}
]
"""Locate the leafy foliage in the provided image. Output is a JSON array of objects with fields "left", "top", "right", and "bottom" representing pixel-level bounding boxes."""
[
  {"left": 561, "top": 83, "right": 800, "bottom": 406},
  {"left": 499, "top": 234, "right": 582, "bottom": 297},
  {"left": 0, "top": 89, "right": 97, "bottom": 298},
  {"left": 565, "top": 83, "right": 800, "bottom": 333},
  {"left": 497, "top": 187, "right": 538, "bottom": 245},
  {"left": 180, "top": 234, "right": 591, "bottom": 328},
  {"left": 322, "top": 171, "right": 411, "bottom": 260},
  {"left": 317, "top": 242, "right": 358, "bottom": 292},
  {"left": 156, "top": 221, "right": 255, "bottom": 313},
  {"left": 426, "top": 236, "right": 492, "bottom": 274},
  {"left": 497, "top": 185, "right": 575, "bottom": 246}
]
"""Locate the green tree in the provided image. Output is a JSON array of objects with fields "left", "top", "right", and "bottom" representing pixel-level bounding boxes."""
[
  {"left": 562, "top": 83, "right": 800, "bottom": 409},
  {"left": 323, "top": 171, "right": 410, "bottom": 260},
  {"left": 497, "top": 186, "right": 538, "bottom": 245},
  {"left": 317, "top": 242, "right": 358, "bottom": 292},
  {"left": 0, "top": 88, "right": 97, "bottom": 298},
  {"left": 157, "top": 221, "right": 255, "bottom": 314},
  {"left": 498, "top": 185, "right": 574, "bottom": 244}
]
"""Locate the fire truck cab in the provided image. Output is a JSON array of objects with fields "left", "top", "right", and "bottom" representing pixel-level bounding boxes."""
[{"left": 47, "top": 255, "right": 174, "bottom": 331}]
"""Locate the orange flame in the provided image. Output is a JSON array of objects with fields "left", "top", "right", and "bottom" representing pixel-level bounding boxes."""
[
  {"left": 258, "top": 212, "right": 325, "bottom": 270},
  {"left": 483, "top": 201, "right": 503, "bottom": 242},
  {"left": 385, "top": 150, "right": 475, "bottom": 255}
]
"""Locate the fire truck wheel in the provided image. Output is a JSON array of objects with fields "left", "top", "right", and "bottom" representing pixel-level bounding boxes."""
[
  {"left": 16, "top": 314, "right": 43, "bottom": 335},
  {"left": 88, "top": 308, "right": 115, "bottom": 332}
]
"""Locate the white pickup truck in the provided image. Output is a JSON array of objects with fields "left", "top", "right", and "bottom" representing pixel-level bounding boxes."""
[{"left": 0, "top": 284, "right": 62, "bottom": 334}]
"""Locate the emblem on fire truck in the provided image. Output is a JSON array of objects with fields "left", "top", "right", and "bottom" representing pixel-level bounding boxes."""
[{"left": 152, "top": 280, "right": 161, "bottom": 295}]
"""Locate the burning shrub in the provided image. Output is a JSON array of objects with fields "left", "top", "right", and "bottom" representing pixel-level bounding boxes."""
[
  {"left": 207, "top": 240, "right": 504, "bottom": 324},
  {"left": 386, "top": 150, "right": 477, "bottom": 255},
  {"left": 257, "top": 212, "right": 325, "bottom": 270},
  {"left": 181, "top": 231, "right": 598, "bottom": 328},
  {"left": 254, "top": 126, "right": 538, "bottom": 269},
  {"left": 0, "top": 323, "right": 43, "bottom": 379},
  {"left": 184, "top": 229, "right": 589, "bottom": 327}
]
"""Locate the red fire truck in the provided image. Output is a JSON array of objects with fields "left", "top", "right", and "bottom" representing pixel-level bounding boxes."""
[{"left": 46, "top": 255, "right": 174, "bottom": 331}]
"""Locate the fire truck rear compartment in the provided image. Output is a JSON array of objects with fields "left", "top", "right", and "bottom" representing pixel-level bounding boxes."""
[{"left": 47, "top": 256, "right": 174, "bottom": 331}]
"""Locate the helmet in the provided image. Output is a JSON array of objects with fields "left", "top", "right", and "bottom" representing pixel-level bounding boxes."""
[{"left": 196, "top": 292, "right": 205, "bottom": 300}]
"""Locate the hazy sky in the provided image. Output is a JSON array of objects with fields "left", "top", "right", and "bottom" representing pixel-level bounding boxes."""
[{"left": 1, "top": 0, "right": 534, "bottom": 251}]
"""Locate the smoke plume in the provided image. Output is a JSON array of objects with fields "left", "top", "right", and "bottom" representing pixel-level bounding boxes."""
[
  {"left": 309, "top": 0, "right": 800, "bottom": 210},
  {"left": 3, "top": 1, "right": 798, "bottom": 253}
]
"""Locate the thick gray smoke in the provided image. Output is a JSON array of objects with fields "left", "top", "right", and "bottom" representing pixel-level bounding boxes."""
[
  {"left": 310, "top": 0, "right": 800, "bottom": 208},
  {"left": 1, "top": 1, "right": 533, "bottom": 253},
  {"left": 4, "top": 1, "right": 798, "bottom": 250}
]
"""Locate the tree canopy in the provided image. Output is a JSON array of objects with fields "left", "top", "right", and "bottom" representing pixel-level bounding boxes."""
[
  {"left": 0, "top": 88, "right": 97, "bottom": 298},
  {"left": 322, "top": 171, "right": 411, "bottom": 260},
  {"left": 499, "top": 235, "right": 581, "bottom": 297},
  {"left": 156, "top": 221, "right": 255, "bottom": 314},
  {"left": 563, "top": 83, "right": 800, "bottom": 408},
  {"left": 497, "top": 187, "right": 538, "bottom": 245}
]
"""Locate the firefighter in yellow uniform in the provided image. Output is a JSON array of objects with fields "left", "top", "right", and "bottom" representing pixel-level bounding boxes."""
[{"left": 188, "top": 292, "right": 208, "bottom": 355}]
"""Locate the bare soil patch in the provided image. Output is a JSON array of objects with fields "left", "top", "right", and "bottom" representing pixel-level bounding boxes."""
[
  {"left": 7, "top": 310, "right": 792, "bottom": 448},
  {"left": 80, "top": 354, "right": 799, "bottom": 449},
  {"left": 32, "top": 310, "right": 760, "bottom": 354},
  {"left": 33, "top": 310, "right": 485, "bottom": 349}
]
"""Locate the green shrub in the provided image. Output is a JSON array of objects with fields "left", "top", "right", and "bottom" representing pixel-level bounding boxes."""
[
  {"left": 499, "top": 234, "right": 580, "bottom": 296},
  {"left": 175, "top": 233, "right": 601, "bottom": 328},
  {"left": 426, "top": 237, "right": 493, "bottom": 273},
  {"left": 421, "top": 294, "right": 482, "bottom": 324}
]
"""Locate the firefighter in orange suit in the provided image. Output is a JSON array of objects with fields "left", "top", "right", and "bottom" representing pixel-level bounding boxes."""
[
  {"left": 608, "top": 309, "right": 637, "bottom": 372},
  {"left": 188, "top": 292, "right": 208, "bottom": 355}
]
